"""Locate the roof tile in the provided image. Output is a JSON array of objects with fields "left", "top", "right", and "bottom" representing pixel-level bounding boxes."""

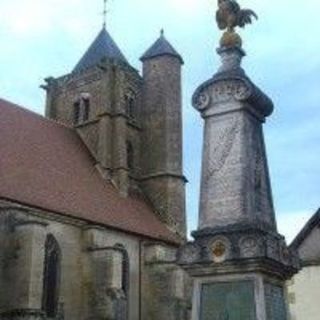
[
  {"left": 141, "top": 31, "right": 183, "bottom": 64},
  {"left": 0, "top": 98, "right": 180, "bottom": 244},
  {"left": 73, "top": 28, "right": 128, "bottom": 73}
]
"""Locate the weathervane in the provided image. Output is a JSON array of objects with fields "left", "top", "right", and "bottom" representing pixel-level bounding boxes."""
[
  {"left": 103, "top": 0, "right": 108, "bottom": 28},
  {"left": 216, "top": 0, "right": 258, "bottom": 48}
]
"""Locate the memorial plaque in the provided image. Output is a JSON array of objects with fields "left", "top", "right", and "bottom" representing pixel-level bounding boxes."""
[
  {"left": 265, "top": 283, "right": 287, "bottom": 320},
  {"left": 200, "top": 281, "right": 256, "bottom": 320}
]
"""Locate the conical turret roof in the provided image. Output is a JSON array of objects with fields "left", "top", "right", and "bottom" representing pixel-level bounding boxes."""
[
  {"left": 141, "top": 31, "right": 183, "bottom": 64},
  {"left": 73, "top": 28, "right": 128, "bottom": 73}
]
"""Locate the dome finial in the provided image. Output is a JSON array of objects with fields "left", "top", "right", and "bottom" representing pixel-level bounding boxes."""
[{"left": 160, "top": 29, "right": 164, "bottom": 37}]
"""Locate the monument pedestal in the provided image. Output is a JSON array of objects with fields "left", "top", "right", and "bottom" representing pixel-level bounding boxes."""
[
  {"left": 178, "top": 46, "right": 299, "bottom": 320},
  {"left": 179, "top": 227, "right": 298, "bottom": 320},
  {"left": 192, "top": 274, "right": 286, "bottom": 320}
]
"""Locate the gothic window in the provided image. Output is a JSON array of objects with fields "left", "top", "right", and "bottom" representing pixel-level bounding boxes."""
[
  {"left": 73, "top": 94, "right": 91, "bottom": 125},
  {"left": 125, "top": 91, "right": 136, "bottom": 119},
  {"left": 126, "top": 141, "right": 134, "bottom": 170},
  {"left": 73, "top": 101, "right": 80, "bottom": 124},
  {"left": 42, "top": 234, "right": 61, "bottom": 318}
]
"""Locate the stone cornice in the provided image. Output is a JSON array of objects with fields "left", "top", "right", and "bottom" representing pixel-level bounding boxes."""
[{"left": 192, "top": 69, "right": 274, "bottom": 118}]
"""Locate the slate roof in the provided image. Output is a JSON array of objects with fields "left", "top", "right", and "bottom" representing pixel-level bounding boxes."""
[
  {"left": 0, "top": 98, "right": 180, "bottom": 245},
  {"left": 140, "top": 31, "right": 183, "bottom": 64},
  {"left": 290, "top": 208, "right": 320, "bottom": 250},
  {"left": 73, "top": 28, "right": 128, "bottom": 73}
]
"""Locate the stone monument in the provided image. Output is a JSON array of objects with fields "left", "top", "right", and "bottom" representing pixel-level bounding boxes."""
[{"left": 178, "top": 1, "right": 299, "bottom": 319}]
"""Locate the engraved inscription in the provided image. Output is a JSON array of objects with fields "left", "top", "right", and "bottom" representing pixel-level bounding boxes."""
[
  {"left": 265, "top": 283, "right": 287, "bottom": 320},
  {"left": 211, "top": 80, "right": 251, "bottom": 103},
  {"left": 203, "top": 119, "right": 240, "bottom": 188},
  {"left": 200, "top": 281, "right": 256, "bottom": 320}
]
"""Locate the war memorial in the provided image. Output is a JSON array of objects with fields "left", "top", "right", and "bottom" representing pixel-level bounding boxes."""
[{"left": 178, "top": 1, "right": 299, "bottom": 319}]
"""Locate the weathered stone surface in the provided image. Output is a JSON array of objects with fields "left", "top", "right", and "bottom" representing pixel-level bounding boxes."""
[
  {"left": 142, "top": 243, "right": 192, "bottom": 320},
  {"left": 192, "top": 52, "right": 275, "bottom": 232},
  {"left": 43, "top": 42, "right": 186, "bottom": 237},
  {"left": 1, "top": 30, "right": 189, "bottom": 320},
  {"left": 1, "top": 200, "right": 170, "bottom": 320},
  {"left": 264, "top": 283, "right": 287, "bottom": 320},
  {"left": 43, "top": 61, "right": 142, "bottom": 197},
  {"left": 200, "top": 281, "right": 255, "bottom": 320},
  {"left": 141, "top": 54, "right": 186, "bottom": 236},
  {"left": 179, "top": 46, "right": 299, "bottom": 320},
  {"left": 0, "top": 309, "right": 45, "bottom": 320}
]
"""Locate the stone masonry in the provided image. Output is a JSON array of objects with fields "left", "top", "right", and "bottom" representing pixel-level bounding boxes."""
[
  {"left": 43, "top": 30, "right": 186, "bottom": 238},
  {"left": 0, "top": 28, "right": 190, "bottom": 320},
  {"left": 178, "top": 46, "right": 299, "bottom": 320}
]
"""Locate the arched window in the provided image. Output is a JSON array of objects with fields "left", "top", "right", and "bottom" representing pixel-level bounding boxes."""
[
  {"left": 126, "top": 141, "right": 134, "bottom": 170},
  {"left": 42, "top": 234, "right": 61, "bottom": 318},
  {"left": 125, "top": 91, "right": 136, "bottom": 119},
  {"left": 83, "top": 98, "right": 90, "bottom": 122},
  {"left": 115, "top": 244, "right": 130, "bottom": 297},
  {"left": 121, "top": 249, "right": 130, "bottom": 296},
  {"left": 73, "top": 94, "right": 91, "bottom": 125}
]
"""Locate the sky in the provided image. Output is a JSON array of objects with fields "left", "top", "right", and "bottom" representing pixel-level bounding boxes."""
[{"left": 0, "top": 0, "right": 319, "bottom": 243}]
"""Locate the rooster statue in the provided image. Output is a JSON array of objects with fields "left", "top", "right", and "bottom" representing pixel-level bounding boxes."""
[{"left": 216, "top": 0, "right": 258, "bottom": 47}]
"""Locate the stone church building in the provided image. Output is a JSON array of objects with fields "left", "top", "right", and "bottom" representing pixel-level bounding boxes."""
[
  {"left": 1, "top": 5, "right": 316, "bottom": 320},
  {"left": 0, "top": 27, "right": 191, "bottom": 320}
]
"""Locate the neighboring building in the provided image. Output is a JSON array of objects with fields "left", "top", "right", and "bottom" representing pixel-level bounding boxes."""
[
  {"left": 287, "top": 209, "right": 320, "bottom": 320},
  {"left": 0, "top": 27, "right": 191, "bottom": 320}
]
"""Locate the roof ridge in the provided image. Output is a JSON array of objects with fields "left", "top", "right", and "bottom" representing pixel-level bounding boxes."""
[{"left": 290, "top": 208, "right": 320, "bottom": 249}]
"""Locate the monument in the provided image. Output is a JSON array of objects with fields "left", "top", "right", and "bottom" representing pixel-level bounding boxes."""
[{"left": 178, "top": 1, "right": 299, "bottom": 319}]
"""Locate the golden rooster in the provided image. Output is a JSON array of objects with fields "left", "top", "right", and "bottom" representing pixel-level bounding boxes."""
[{"left": 216, "top": 0, "right": 258, "bottom": 32}]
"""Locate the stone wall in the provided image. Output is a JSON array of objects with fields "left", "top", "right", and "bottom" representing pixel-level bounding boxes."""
[
  {"left": 43, "top": 55, "right": 186, "bottom": 237},
  {"left": 44, "top": 60, "right": 143, "bottom": 196},
  {"left": 142, "top": 243, "right": 192, "bottom": 320},
  {"left": 0, "top": 200, "right": 189, "bottom": 320},
  {"left": 141, "top": 56, "right": 186, "bottom": 237}
]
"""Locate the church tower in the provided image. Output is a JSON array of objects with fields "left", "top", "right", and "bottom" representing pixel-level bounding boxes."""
[
  {"left": 43, "top": 27, "right": 143, "bottom": 196},
  {"left": 140, "top": 31, "right": 187, "bottom": 237},
  {"left": 42, "top": 28, "right": 186, "bottom": 238}
]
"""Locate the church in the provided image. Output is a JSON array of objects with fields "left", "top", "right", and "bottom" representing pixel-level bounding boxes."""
[
  {"left": 0, "top": 26, "right": 191, "bottom": 320},
  {"left": 1, "top": 1, "right": 318, "bottom": 320}
]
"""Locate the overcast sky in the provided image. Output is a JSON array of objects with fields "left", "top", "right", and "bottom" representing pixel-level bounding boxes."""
[{"left": 0, "top": 0, "right": 319, "bottom": 242}]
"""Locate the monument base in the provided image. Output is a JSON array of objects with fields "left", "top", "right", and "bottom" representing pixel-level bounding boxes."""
[
  {"left": 192, "top": 273, "right": 288, "bottom": 320},
  {"left": 177, "top": 225, "right": 299, "bottom": 320}
]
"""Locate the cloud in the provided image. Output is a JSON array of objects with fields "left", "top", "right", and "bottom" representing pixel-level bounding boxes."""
[
  {"left": 277, "top": 210, "right": 314, "bottom": 244},
  {"left": 0, "top": 0, "right": 96, "bottom": 38}
]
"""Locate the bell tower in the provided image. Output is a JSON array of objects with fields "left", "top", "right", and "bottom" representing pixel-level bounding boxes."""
[
  {"left": 140, "top": 31, "right": 187, "bottom": 237},
  {"left": 42, "top": 27, "right": 143, "bottom": 196},
  {"left": 42, "top": 27, "right": 187, "bottom": 238}
]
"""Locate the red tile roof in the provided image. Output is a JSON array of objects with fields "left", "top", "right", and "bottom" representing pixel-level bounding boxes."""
[{"left": 0, "top": 98, "right": 180, "bottom": 244}]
